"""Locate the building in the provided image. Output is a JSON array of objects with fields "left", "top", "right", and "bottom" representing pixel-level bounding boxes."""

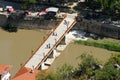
[
  {"left": 0, "top": 64, "right": 12, "bottom": 80},
  {"left": 13, "top": 67, "right": 49, "bottom": 80},
  {"left": 45, "top": 7, "right": 59, "bottom": 20},
  {"left": 13, "top": 67, "right": 39, "bottom": 80},
  {"left": 0, "top": 5, "right": 4, "bottom": 12}
]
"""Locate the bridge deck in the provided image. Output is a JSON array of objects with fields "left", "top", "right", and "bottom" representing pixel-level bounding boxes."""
[{"left": 25, "top": 14, "right": 76, "bottom": 69}]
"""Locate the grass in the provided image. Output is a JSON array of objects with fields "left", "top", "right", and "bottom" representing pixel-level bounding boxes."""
[{"left": 75, "top": 40, "right": 120, "bottom": 52}]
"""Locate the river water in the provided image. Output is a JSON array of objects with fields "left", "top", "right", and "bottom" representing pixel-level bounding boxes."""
[
  {"left": 0, "top": 29, "right": 48, "bottom": 76},
  {"left": 50, "top": 43, "right": 119, "bottom": 71}
]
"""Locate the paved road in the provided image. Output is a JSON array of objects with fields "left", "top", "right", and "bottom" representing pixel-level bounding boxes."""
[{"left": 25, "top": 14, "right": 77, "bottom": 69}]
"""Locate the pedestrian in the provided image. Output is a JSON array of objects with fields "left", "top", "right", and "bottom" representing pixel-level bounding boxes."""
[
  {"left": 64, "top": 20, "right": 67, "bottom": 25},
  {"left": 43, "top": 52, "right": 45, "bottom": 57},
  {"left": 54, "top": 39, "right": 57, "bottom": 43},
  {"left": 55, "top": 33, "right": 57, "bottom": 36},
  {"left": 67, "top": 21, "right": 70, "bottom": 27},
  {"left": 53, "top": 32, "right": 55, "bottom": 36},
  {"left": 48, "top": 43, "right": 50, "bottom": 48}
]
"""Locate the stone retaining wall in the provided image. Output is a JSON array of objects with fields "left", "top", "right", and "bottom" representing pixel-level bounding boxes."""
[
  {"left": 0, "top": 14, "right": 8, "bottom": 27},
  {"left": 74, "top": 17, "right": 120, "bottom": 39},
  {"left": 0, "top": 14, "right": 120, "bottom": 39},
  {"left": 0, "top": 13, "right": 60, "bottom": 30}
]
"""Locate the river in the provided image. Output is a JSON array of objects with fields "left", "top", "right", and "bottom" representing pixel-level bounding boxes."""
[{"left": 0, "top": 29, "right": 48, "bottom": 76}]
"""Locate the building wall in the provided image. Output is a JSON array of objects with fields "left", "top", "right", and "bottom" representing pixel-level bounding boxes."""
[{"left": 1, "top": 72, "right": 11, "bottom": 80}]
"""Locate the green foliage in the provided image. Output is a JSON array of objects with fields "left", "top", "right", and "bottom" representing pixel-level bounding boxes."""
[
  {"left": 75, "top": 40, "right": 120, "bottom": 52},
  {"left": 21, "top": 3, "right": 28, "bottom": 10},
  {"left": 20, "top": 0, "right": 36, "bottom": 10},
  {"left": 5, "top": 23, "right": 17, "bottom": 32},
  {"left": 79, "top": 54, "right": 97, "bottom": 67},
  {"left": 79, "top": 75, "right": 87, "bottom": 80},
  {"left": 95, "top": 64, "right": 120, "bottom": 80},
  {"left": 36, "top": 54, "right": 120, "bottom": 80},
  {"left": 29, "top": 0, "right": 36, "bottom": 4},
  {"left": 7, "top": 23, "right": 13, "bottom": 29},
  {"left": 95, "top": 54, "right": 120, "bottom": 80},
  {"left": 74, "top": 54, "right": 97, "bottom": 79},
  {"left": 36, "top": 64, "right": 73, "bottom": 80},
  {"left": 46, "top": 72, "right": 61, "bottom": 80},
  {"left": 108, "top": 54, "right": 120, "bottom": 65},
  {"left": 74, "top": 0, "right": 119, "bottom": 15},
  {"left": 57, "top": 64, "right": 73, "bottom": 80},
  {"left": 36, "top": 71, "right": 47, "bottom": 80},
  {"left": 97, "top": 0, "right": 120, "bottom": 14},
  {"left": 36, "top": 71, "right": 61, "bottom": 80}
]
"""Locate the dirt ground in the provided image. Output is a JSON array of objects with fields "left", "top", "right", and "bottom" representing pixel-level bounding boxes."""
[
  {"left": 50, "top": 43, "right": 120, "bottom": 71},
  {"left": 0, "top": 29, "right": 48, "bottom": 76}
]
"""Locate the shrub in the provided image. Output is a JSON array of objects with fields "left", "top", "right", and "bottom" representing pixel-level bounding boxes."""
[
  {"left": 5, "top": 23, "right": 17, "bottom": 32},
  {"left": 75, "top": 40, "right": 120, "bottom": 52}
]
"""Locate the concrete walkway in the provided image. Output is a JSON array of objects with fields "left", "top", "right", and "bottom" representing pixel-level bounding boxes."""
[{"left": 24, "top": 14, "right": 77, "bottom": 69}]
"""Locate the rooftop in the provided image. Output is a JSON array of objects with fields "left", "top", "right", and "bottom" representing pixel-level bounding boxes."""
[
  {"left": 13, "top": 67, "right": 40, "bottom": 80},
  {"left": 0, "top": 64, "right": 12, "bottom": 75}
]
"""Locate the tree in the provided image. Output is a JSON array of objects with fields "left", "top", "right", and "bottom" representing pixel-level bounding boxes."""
[
  {"left": 57, "top": 64, "right": 73, "bottom": 80},
  {"left": 5, "top": 22, "right": 17, "bottom": 32},
  {"left": 36, "top": 64, "right": 73, "bottom": 80},
  {"left": 73, "top": 53, "right": 99, "bottom": 79},
  {"left": 107, "top": 54, "right": 120, "bottom": 65},
  {"left": 36, "top": 71, "right": 47, "bottom": 80},
  {"left": 95, "top": 54, "right": 120, "bottom": 80},
  {"left": 95, "top": 64, "right": 120, "bottom": 80},
  {"left": 45, "top": 72, "right": 61, "bottom": 80},
  {"left": 21, "top": 0, "right": 36, "bottom": 10},
  {"left": 36, "top": 54, "right": 120, "bottom": 80},
  {"left": 97, "top": 0, "right": 120, "bottom": 15},
  {"left": 28, "top": 0, "right": 36, "bottom": 4},
  {"left": 36, "top": 70, "right": 61, "bottom": 80}
]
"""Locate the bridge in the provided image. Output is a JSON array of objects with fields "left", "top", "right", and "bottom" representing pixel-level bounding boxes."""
[
  {"left": 24, "top": 13, "right": 76, "bottom": 69},
  {"left": 14, "top": 14, "right": 77, "bottom": 78}
]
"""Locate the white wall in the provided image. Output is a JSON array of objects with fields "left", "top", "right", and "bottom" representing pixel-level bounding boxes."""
[{"left": 1, "top": 71, "right": 11, "bottom": 80}]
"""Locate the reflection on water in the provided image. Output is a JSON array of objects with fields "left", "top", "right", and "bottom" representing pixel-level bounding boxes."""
[{"left": 0, "top": 29, "right": 47, "bottom": 76}]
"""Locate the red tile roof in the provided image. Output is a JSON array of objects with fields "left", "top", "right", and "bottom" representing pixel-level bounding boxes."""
[
  {"left": 0, "top": 64, "right": 12, "bottom": 75},
  {"left": 13, "top": 67, "right": 40, "bottom": 80}
]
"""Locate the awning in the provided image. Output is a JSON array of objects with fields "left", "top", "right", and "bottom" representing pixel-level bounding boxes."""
[
  {"left": 45, "top": 7, "right": 59, "bottom": 12},
  {"left": 8, "top": 8, "right": 14, "bottom": 12},
  {"left": 6, "top": 6, "right": 12, "bottom": 9},
  {"left": 39, "top": 11, "right": 46, "bottom": 15}
]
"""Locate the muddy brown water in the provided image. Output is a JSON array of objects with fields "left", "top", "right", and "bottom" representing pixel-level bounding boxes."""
[
  {"left": 0, "top": 29, "right": 48, "bottom": 76},
  {"left": 50, "top": 43, "right": 120, "bottom": 71},
  {"left": 0, "top": 28, "right": 119, "bottom": 77}
]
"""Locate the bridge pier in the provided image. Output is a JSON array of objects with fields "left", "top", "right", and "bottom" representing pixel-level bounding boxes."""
[
  {"left": 59, "top": 36, "right": 66, "bottom": 45},
  {"left": 29, "top": 34, "right": 68, "bottom": 70},
  {"left": 40, "top": 48, "right": 61, "bottom": 70}
]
